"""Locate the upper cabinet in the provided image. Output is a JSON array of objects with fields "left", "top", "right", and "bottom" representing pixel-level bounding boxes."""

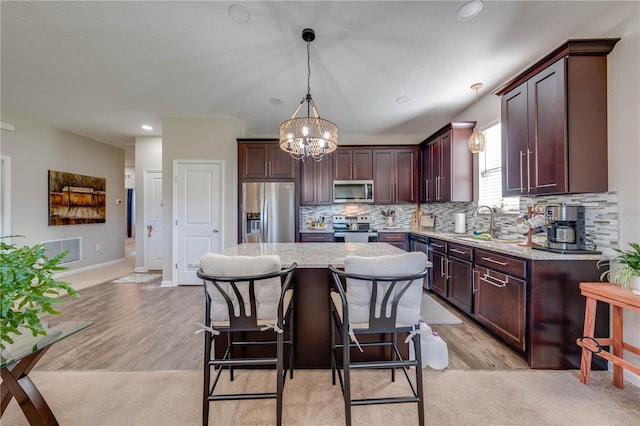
[
  {"left": 238, "top": 139, "right": 297, "bottom": 180},
  {"left": 373, "top": 147, "right": 419, "bottom": 204},
  {"left": 496, "top": 39, "right": 619, "bottom": 197},
  {"left": 333, "top": 148, "right": 373, "bottom": 180},
  {"left": 300, "top": 154, "right": 334, "bottom": 205},
  {"left": 420, "top": 122, "right": 474, "bottom": 203}
]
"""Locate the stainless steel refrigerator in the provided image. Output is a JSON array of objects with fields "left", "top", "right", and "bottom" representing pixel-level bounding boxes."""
[{"left": 242, "top": 182, "right": 295, "bottom": 243}]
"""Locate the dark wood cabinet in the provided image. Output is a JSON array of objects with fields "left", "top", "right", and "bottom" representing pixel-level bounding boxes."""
[
  {"left": 474, "top": 249, "right": 527, "bottom": 353},
  {"left": 428, "top": 238, "right": 607, "bottom": 369},
  {"left": 300, "top": 154, "right": 333, "bottom": 205},
  {"left": 419, "top": 122, "right": 474, "bottom": 203},
  {"left": 333, "top": 148, "right": 373, "bottom": 180},
  {"left": 447, "top": 243, "right": 474, "bottom": 315},
  {"left": 238, "top": 139, "right": 297, "bottom": 180},
  {"left": 429, "top": 239, "right": 448, "bottom": 297},
  {"left": 378, "top": 232, "right": 408, "bottom": 251},
  {"left": 299, "top": 232, "right": 334, "bottom": 242},
  {"left": 474, "top": 264, "right": 527, "bottom": 352},
  {"left": 372, "top": 147, "right": 418, "bottom": 204},
  {"left": 497, "top": 39, "right": 619, "bottom": 196}
]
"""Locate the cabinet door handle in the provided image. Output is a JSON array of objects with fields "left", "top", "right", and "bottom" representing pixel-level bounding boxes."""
[
  {"left": 519, "top": 150, "right": 525, "bottom": 193},
  {"left": 481, "top": 256, "right": 508, "bottom": 266},
  {"left": 440, "top": 256, "right": 445, "bottom": 278},
  {"left": 472, "top": 269, "right": 479, "bottom": 294},
  {"left": 450, "top": 248, "right": 468, "bottom": 255},
  {"left": 432, "top": 243, "right": 445, "bottom": 249},
  {"left": 526, "top": 149, "right": 532, "bottom": 192},
  {"left": 425, "top": 179, "right": 429, "bottom": 200},
  {"left": 446, "top": 259, "right": 451, "bottom": 280},
  {"left": 480, "top": 273, "right": 507, "bottom": 288}
]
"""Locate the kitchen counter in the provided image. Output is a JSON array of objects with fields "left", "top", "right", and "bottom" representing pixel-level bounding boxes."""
[
  {"left": 406, "top": 228, "right": 606, "bottom": 261},
  {"left": 220, "top": 242, "right": 408, "bottom": 268}
]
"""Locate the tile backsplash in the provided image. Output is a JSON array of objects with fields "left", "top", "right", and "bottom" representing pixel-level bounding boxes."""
[{"left": 301, "top": 192, "right": 619, "bottom": 256}]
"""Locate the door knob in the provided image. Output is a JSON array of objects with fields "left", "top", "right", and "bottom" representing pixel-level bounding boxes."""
[
  {"left": 213, "top": 229, "right": 219, "bottom": 233},
  {"left": 147, "top": 225, "right": 153, "bottom": 237}
]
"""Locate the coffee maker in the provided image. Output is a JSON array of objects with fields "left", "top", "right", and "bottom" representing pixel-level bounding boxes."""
[{"left": 536, "top": 204, "right": 599, "bottom": 254}]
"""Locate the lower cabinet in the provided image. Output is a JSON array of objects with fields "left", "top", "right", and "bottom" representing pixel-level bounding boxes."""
[
  {"left": 473, "top": 264, "right": 526, "bottom": 352},
  {"left": 429, "top": 239, "right": 448, "bottom": 297},
  {"left": 447, "top": 243, "right": 474, "bottom": 315},
  {"left": 299, "top": 233, "right": 334, "bottom": 242},
  {"left": 378, "top": 232, "right": 407, "bottom": 251},
  {"left": 473, "top": 249, "right": 527, "bottom": 353},
  {"left": 428, "top": 238, "right": 607, "bottom": 369}
]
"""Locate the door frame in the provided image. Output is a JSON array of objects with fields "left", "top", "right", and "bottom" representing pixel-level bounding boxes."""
[
  {"left": 171, "top": 159, "right": 225, "bottom": 286},
  {"left": 0, "top": 155, "right": 11, "bottom": 240},
  {"left": 143, "top": 169, "right": 163, "bottom": 272}
]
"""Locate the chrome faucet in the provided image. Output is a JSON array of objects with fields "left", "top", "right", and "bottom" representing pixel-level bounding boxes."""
[{"left": 471, "top": 205, "right": 497, "bottom": 238}]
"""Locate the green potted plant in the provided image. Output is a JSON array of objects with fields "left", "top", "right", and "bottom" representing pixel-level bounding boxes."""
[
  {"left": 0, "top": 236, "right": 79, "bottom": 350},
  {"left": 598, "top": 242, "right": 640, "bottom": 293}
]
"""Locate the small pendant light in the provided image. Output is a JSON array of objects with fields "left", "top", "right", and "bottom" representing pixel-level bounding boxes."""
[{"left": 468, "top": 83, "right": 486, "bottom": 154}]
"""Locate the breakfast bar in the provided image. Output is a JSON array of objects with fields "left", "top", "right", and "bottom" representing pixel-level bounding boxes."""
[{"left": 218, "top": 242, "right": 418, "bottom": 368}]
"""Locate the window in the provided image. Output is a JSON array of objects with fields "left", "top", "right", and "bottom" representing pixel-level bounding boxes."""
[{"left": 477, "top": 122, "right": 519, "bottom": 212}]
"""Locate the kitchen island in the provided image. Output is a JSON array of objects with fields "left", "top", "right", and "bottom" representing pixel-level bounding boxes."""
[{"left": 217, "top": 242, "right": 419, "bottom": 368}]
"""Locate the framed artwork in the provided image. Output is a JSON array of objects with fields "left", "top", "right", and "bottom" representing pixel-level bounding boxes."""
[{"left": 48, "top": 170, "right": 106, "bottom": 225}]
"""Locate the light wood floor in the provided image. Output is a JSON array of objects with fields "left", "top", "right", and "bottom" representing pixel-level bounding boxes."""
[{"left": 37, "top": 267, "right": 528, "bottom": 371}]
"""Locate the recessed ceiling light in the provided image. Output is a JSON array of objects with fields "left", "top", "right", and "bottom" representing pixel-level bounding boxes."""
[
  {"left": 396, "top": 96, "right": 410, "bottom": 104},
  {"left": 269, "top": 98, "right": 283, "bottom": 105},
  {"left": 228, "top": 4, "right": 250, "bottom": 23},
  {"left": 142, "top": 124, "right": 153, "bottom": 131},
  {"left": 457, "top": 0, "right": 484, "bottom": 21}
]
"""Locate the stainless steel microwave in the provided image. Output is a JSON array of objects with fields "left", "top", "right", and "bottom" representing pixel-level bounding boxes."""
[{"left": 333, "top": 180, "right": 374, "bottom": 203}]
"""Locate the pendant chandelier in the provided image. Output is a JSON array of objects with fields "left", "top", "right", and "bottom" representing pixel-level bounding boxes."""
[
  {"left": 279, "top": 28, "right": 338, "bottom": 162},
  {"left": 468, "top": 82, "right": 486, "bottom": 154}
]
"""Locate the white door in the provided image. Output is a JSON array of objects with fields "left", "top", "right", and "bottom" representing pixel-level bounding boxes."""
[
  {"left": 144, "top": 170, "right": 164, "bottom": 270},
  {"left": 174, "top": 161, "right": 223, "bottom": 285}
]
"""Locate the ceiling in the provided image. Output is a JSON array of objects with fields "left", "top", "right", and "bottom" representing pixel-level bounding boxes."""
[{"left": 0, "top": 1, "right": 627, "bottom": 149}]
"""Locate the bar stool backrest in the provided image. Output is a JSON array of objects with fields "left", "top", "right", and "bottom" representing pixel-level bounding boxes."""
[
  {"left": 199, "top": 254, "right": 283, "bottom": 328},
  {"left": 343, "top": 252, "right": 428, "bottom": 328}
]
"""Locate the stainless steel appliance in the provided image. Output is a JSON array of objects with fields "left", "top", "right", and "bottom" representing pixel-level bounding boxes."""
[
  {"left": 534, "top": 204, "right": 600, "bottom": 254},
  {"left": 333, "top": 180, "right": 374, "bottom": 203},
  {"left": 333, "top": 215, "right": 378, "bottom": 242},
  {"left": 241, "top": 182, "right": 295, "bottom": 243}
]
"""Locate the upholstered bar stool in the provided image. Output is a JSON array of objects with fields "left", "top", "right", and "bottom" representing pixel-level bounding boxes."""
[
  {"left": 329, "top": 251, "right": 430, "bottom": 426},
  {"left": 197, "top": 253, "right": 296, "bottom": 426}
]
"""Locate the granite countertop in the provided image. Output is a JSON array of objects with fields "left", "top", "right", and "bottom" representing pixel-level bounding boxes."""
[
  {"left": 406, "top": 228, "right": 606, "bottom": 261},
  {"left": 219, "top": 242, "right": 418, "bottom": 268}
]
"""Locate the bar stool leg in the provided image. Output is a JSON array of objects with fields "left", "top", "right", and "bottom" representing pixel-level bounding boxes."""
[{"left": 579, "top": 297, "right": 597, "bottom": 385}]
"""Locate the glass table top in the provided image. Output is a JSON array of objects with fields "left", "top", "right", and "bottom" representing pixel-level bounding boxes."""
[{"left": 1, "top": 321, "right": 93, "bottom": 369}]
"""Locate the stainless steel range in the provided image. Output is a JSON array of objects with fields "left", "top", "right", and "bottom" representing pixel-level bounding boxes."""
[{"left": 332, "top": 215, "right": 378, "bottom": 242}]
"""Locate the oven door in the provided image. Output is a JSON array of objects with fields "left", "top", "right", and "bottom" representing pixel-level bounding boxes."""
[{"left": 334, "top": 232, "right": 377, "bottom": 242}]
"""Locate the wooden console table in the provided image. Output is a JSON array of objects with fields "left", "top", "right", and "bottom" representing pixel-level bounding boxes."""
[{"left": 576, "top": 282, "right": 640, "bottom": 389}]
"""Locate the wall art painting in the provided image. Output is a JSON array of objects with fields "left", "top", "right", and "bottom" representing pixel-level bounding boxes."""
[{"left": 49, "top": 170, "right": 106, "bottom": 225}]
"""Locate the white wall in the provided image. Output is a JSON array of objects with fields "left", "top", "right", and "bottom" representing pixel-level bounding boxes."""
[
  {"left": 0, "top": 112, "right": 126, "bottom": 270},
  {"left": 134, "top": 136, "right": 162, "bottom": 270},
  {"left": 160, "top": 117, "right": 244, "bottom": 285}
]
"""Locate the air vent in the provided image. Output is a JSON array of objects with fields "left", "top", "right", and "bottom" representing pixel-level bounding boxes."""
[{"left": 42, "top": 237, "right": 81, "bottom": 264}]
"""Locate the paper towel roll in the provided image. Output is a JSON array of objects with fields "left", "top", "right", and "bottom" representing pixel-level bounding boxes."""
[{"left": 454, "top": 213, "right": 466, "bottom": 234}]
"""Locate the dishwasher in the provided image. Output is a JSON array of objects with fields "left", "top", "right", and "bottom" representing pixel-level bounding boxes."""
[{"left": 409, "top": 234, "right": 430, "bottom": 290}]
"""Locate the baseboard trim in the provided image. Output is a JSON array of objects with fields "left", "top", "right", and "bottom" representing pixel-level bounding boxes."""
[
  {"left": 54, "top": 258, "right": 126, "bottom": 278},
  {"left": 134, "top": 266, "right": 148, "bottom": 273},
  {"left": 160, "top": 280, "right": 175, "bottom": 287}
]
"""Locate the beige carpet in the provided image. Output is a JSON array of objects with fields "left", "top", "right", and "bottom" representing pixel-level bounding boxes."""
[{"left": 2, "top": 369, "right": 638, "bottom": 425}]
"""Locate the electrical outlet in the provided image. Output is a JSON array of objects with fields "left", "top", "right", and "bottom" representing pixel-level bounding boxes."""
[{"left": 95, "top": 244, "right": 101, "bottom": 251}]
